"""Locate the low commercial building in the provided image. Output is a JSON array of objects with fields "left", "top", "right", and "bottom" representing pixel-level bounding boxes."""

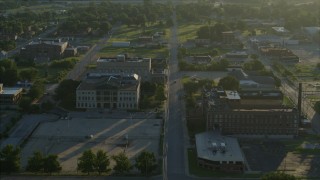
[
  {"left": 76, "top": 73, "right": 140, "bottom": 110},
  {"left": 229, "top": 69, "right": 276, "bottom": 91},
  {"left": 20, "top": 38, "right": 75, "bottom": 61},
  {"left": 195, "top": 131, "right": 245, "bottom": 173},
  {"left": 96, "top": 55, "right": 151, "bottom": 81},
  {"left": 204, "top": 88, "right": 299, "bottom": 137},
  {"left": 222, "top": 31, "right": 235, "bottom": 44},
  {"left": 0, "top": 84, "right": 23, "bottom": 105},
  {"left": 259, "top": 47, "right": 299, "bottom": 63},
  {"left": 96, "top": 55, "right": 167, "bottom": 83}
]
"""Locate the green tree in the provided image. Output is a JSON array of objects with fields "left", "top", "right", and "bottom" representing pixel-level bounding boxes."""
[
  {"left": 28, "top": 81, "right": 45, "bottom": 100},
  {"left": 155, "top": 85, "right": 166, "bottom": 101},
  {"left": 77, "top": 149, "right": 95, "bottom": 175},
  {"left": 54, "top": 79, "right": 80, "bottom": 109},
  {"left": 135, "top": 151, "right": 157, "bottom": 176},
  {"left": 218, "top": 76, "right": 239, "bottom": 90},
  {"left": 0, "top": 59, "right": 18, "bottom": 86},
  {"left": 19, "top": 97, "right": 32, "bottom": 112},
  {"left": 0, "top": 144, "right": 21, "bottom": 174},
  {"left": 100, "top": 22, "right": 112, "bottom": 34},
  {"left": 19, "top": 68, "right": 38, "bottom": 82},
  {"left": 261, "top": 172, "right": 298, "bottom": 180},
  {"left": 43, "top": 154, "right": 61, "bottom": 175},
  {"left": 219, "top": 58, "right": 229, "bottom": 69},
  {"left": 112, "top": 152, "right": 132, "bottom": 175},
  {"left": 166, "top": 18, "right": 173, "bottom": 27},
  {"left": 41, "top": 100, "right": 54, "bottom": 111},
  {"left": 26, "top": 151, "right": 44, "bottom": 173},
  {"left": 314, "top": 101, "right": 320, "bottom": 114},
  {"left": 243, "top": 59, "right": 265, "bottom": 71},
  {"left": 94, "top": 150, "right": 110, "bottom": 175}
]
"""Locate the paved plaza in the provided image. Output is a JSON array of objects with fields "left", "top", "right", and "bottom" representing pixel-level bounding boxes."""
[{"left": 21, "top": 117, "right": 162, "bottom": 173}]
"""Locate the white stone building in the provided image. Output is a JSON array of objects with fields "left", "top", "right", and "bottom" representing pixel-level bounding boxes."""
[{"left": 76, "top": 73, "right": 140, "bottom": 109}]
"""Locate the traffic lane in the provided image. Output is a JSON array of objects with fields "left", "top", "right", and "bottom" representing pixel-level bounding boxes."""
[{"left": 167, "top": 90, "right": 185, "bottom": 173}]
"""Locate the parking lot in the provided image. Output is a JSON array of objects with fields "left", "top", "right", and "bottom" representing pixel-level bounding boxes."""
[
  {"left": 240, "top": 140, "right": 320, "bottom": 177},
  {"left": 21, "top": 116, "right": 162, "bottom": 173}
]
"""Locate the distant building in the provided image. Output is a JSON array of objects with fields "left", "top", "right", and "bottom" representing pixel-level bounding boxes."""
[
  {"left": 0, "top": 50, "right": 7, "bottom": 60},
  {"left": 222, "top": 31, "right": 235, "bottom": 44},
  {"left": 138, "top": 36, "right": 154, "bottom": 43},
  {"left": 112, "top": 41, "right": 130, "bottom": 47},
  {"left": 0, "top": 84, "right": 23, "bottom": 105},
  {"left": 225, "top": 51, "right": 248, "bottom": 59},
  {"left": 302, "top": 27, "right": 320, "bottom": 41},
  {"left": 195, "top": 39, "right": 211, "bottom": 46},
  {"left": 64, "top": 47, "right": 77, "bottom": 57},
  {"left": 272, "top": 27, "right": 289, "bottom": 35},
  {"left": 20, "top": 38, "right": 75, "bottom": 61},
  {"left": 204, "top": 87, "right": 299, "bottom": 137},
  {"left": 228, "top": 70, "right": 276, "bottom": 91},
  {"left": 95, "top": 55, "right": 167, "bottom": 83},
  {"left": 0, "top": 33, "right": 18, "bottom": 41},
  {"left": 259, "top": 47, "right": 299, "bottom": 63},
  {"left": 96, "top": 55, "right": 151, "bottom": 81},
  {"left": 195, "top": 131, "right": 245, "bottom": 173},
  {"left": 76, "top": 73, "right": 140, "bottom": 109}
]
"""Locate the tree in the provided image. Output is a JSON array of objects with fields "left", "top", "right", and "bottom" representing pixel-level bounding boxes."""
[
  {"left": 166, "top": 18, "right": 173, "bottom": 27},
  {"left": 155, "top": 85, "right": 166, "bottom": 101},
  {"left": 19, "top": 68, "right": 38, "bottom": 82},
  {"left": 77, "top": 149, "right": 95, "bottom": 175},
  {"left": 43, "top": 154, "right": 61, "bottom": 175},
  {"left": 261, "top": 172, "right": 297, "bottom": 180},
  {"left": 54, "top": 79, "right": 80, "bottom": 109},
  {"left": 243, "top": 59, "right": 265, "bottom": 71},
  {"left": 0, "top": 144, "right": 21, "bottom": 174},
  {"left": 94, "top": 150, "right": 110, "bottom": 175},
  {"left": 314, "top": 101, "right": 320, "bottom": 114},
  {"left": 135, "top": 151, "right": 157, "bottom": 176},
  {"left": 100, "top": 22, "right": 112, "bottom": 34},
  {"left": 28, "top": 81, "right": 45, "bottom": 100},
  {"left": 112, "top": 152, "right": 132, "bottom": 175},
  {"left": 26, "top": 151, "right": 44, "bottom": 173},
  {"left": 0, "top": 59, "right": 18, "bottom": 86},
  {"left": 19, "top": 97, "right": 32, "bottom": 112},
  {"left": 219, "top": 58, "right": 229, "bottom": 69},
  {"left": 218, "top": 76, "right": 239, "bottom": 90}
]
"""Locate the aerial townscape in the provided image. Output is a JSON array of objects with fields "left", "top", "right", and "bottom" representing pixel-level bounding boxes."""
[{"left": 0, "top": 0, "right": 320, "bottom": 180}]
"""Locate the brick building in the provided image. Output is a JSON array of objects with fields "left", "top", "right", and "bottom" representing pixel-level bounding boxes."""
[
  {"left": 204, "top": 88, "right": 299, "bottom": 137},
  {"left": 20, "top": 38, "right": 76, "bottom": 61}
]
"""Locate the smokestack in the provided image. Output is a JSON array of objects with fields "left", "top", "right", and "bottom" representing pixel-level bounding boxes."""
[{"left": 298, "top": 83, "right": 302, "bottom": 118}]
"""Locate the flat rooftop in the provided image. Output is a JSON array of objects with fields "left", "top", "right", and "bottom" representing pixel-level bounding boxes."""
[
  {"left": 225, "top": 91, "right": 241, "bottom": 100},
  {"left": 195, "top": 131, "right": 244, "bottom": 163},
  {"left": 97, "top": 57, "right": 151, "bottom": 63},
  {"left": 1, "top": 88, "right": 22, "bottom": 95}
]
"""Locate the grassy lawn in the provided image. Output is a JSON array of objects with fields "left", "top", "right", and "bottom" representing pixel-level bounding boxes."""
[
  {"left": 17, "top": 57, "right": 80, "bottom": 83},
  {"left": 283, "top": 134, "right": 320, "bottom": 155},
  {"left": 5, "top": 4, "right": 64, "bottom": 14},
  {"left": 79, "top": 37, "right": 102, "bottom": 46},
  {"left": 110, "top": 24, "right": 170, "bottom": 44},
  {"left": 98, "top": 46, "right": 168, "bottom": 58},
  {"left": 283, "top": 96, "right": 295, "bottom": 108},
  {"left": 178, "top": 23, "right": 204, "bottom": 43},
  {"left": 188, "top": 148, "right": 261, "bottom": 178}
]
